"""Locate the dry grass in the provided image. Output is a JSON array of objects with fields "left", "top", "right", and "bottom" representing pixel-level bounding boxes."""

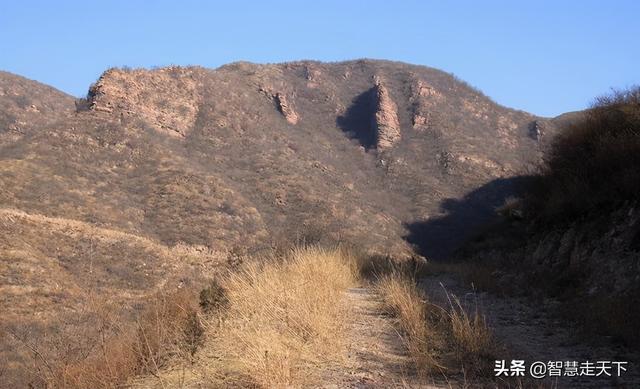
[
  {"left": 12, "top": 247, "right": 499, "bottom": 387},
  {"left": 374, "top": 265, "right": 496, "bottom": 381},
  {"left": 198, "top": 245, "right": 359, "bottom": 387},
  {"left": 443, "top": 290, "right": 494, "bottom": 372},
  {"left": 8, "top": 289, "right": 203, "bottom": 388},
  {"left": 375, "top": 271, "right": 444, "bottom": 375}
]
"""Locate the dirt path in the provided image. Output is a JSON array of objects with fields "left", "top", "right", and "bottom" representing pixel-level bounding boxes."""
[
  {"left": 323, "top": 287, "right": 445, "bottom": 388},
  {"left": 419, "top": 274, "right": 640, "bottom": 388},
  {"left": 129, "top": 276, "right": 637, "bottom": 388}
]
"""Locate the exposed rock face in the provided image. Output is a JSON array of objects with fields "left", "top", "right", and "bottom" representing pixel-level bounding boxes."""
[
  {"left": 304, "top": 64, "right": 321, "bottom": 88},
  {"left": 87, "top": 66, "right": 202, "bottom": 137},
  {"left": 529, "top": 120, "right": 546, "bottom": 141},
  {"left": 258, "top": 86, "right": 299, "bottom": 125},
  {"left": 274, "top": 92, "right": 299, "bottom": 124},
  {"left": 462, "top": 203, "right": 640, "bottom": 333},
  {"left": 371, "top": 77, "right": 401, "bottom": 150},
  {"left": 410, "top": 79, "right": 443, "bottom": 130},
  {"left": 412, "top": 109, "right": 430, "bottom": 129}
]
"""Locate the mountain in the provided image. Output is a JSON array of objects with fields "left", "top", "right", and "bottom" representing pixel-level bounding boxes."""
[
  {"left": 0, "top": 71, "right": 75, "bottom": 144},
  {"left": 0, "top": 60, "right": 561, "bottom": 378}
]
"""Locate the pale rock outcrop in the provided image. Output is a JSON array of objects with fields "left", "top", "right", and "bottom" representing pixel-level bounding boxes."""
[
  {"left": 87, "top": 66, "right": 201, "bottom": 137},
  {"left": 258, "top": 86, "right": 299, "bottom": 125},
  {"left": 410, "top": 79, "right": 443, "bottom": 130},
  {"left": 371, "top": 77, "right": 401, "bottom": 150},
  {"left": 456, "top": 154, "right": 507, "bottom": 172},
  {"left": 530, "top": 120, "right": 546, "bottom": 141},
  {"left": 304, "top": 65, "right": 321, "bottom": 88},
  {"left": 274, "top": 92, "right": 299, "bottom": 124}
]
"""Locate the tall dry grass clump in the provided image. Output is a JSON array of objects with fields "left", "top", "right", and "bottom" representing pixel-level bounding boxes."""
[
  {"left": 201, "top": 246, "right": 358, "bottom": 387},
  {"left": 374, "top": 265, "right": 496, "bottom": 380},
  {"left": 375, "top": 271, "right": 444, "bottom": 375},
  {"left": 443, "top": 290, "right": 495, "bottom": 375}
]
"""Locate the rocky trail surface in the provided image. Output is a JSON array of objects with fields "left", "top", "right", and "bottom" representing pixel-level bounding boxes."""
[
  {"left": 323, "top": 275, "right": 640, "bottom": 388},
  {"left": 323, "top": 287, "right": 441, "bottom": 388},
  {"left": 419, "top": 274, "right": 640, "bottom": 389}
]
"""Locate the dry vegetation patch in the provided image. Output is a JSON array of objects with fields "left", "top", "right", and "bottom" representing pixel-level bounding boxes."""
[
  {"left": 527, "top": 86, "right": 640, "bottom": 220},
  {"left": 195, "top": 246, "right": 358, "bottom": 387},
  {"left": 6, "top": 289, "right": 203, "bottom": 389},
  {"left": 10, "top": 246, "right": 504, "bottom": 388},
  {"left": 375, "top": 271, "right": 444, "bottom": 375},
  {"left": 373, "top": 262, "right": 497, "bottom": 382}
]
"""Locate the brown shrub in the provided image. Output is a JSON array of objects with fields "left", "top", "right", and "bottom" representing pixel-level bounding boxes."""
[
  {"left": 199, "top": 278, "right": 228, "bottom": 314},
  {"left": 11, "top": 289, "right": 203, "bottom": 388},
  {"left": 528, "top": 86, "right": 640, "bottom": 220}
]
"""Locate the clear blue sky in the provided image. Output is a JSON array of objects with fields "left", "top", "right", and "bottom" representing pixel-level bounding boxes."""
[{"left": 1, "top": 1, "right": 638, "bottom": 117}]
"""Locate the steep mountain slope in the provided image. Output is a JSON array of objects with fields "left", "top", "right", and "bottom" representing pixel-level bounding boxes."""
[
  {"left": 457, "top": 89, "right": 640, "bottom": 348},
  {"left": 0, "top": 71, "right": 75, "bottom": 145},
  {"left": 0, "top": 60, "right": 559, "bottom": 383}
]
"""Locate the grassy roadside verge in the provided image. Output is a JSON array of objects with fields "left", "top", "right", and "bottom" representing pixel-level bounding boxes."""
[
  {"left": 370, "top": 259, "right": 498, "bottom": 385},
  {"left": 15, "top": 246, "right": 508, "bottom": 388},
  {"left": 196, "top": 245, "right": 359, "bottom": 387},
  {"left": 12, "top": 246, "right": 359, "bottom": 388}
]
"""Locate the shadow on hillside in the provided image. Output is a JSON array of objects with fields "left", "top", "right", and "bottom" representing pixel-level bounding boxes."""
[
  {"left": 337, "top": 87, "right": 377, "bottom": 149},
  {"left": 405, "top": 176, "right": 532, "bottom": 261}
]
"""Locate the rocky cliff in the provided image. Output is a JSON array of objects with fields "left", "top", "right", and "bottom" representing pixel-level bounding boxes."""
[
  {"left": 371, "top": 77, "right": 401, "bottom": 150},
  {"left": 87, "top": 66, "right": 203, "bottom": 137}
]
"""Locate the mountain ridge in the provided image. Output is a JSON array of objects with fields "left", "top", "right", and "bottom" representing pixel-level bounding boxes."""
[{"left": 0, "top": 59, "right": 570, "bottom": 384}]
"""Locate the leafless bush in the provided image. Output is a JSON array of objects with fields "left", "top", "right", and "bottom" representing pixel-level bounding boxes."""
[
  {"left": 527, "top": 86, "right": 640, "bottom": 220},
  {"left": 8, "top": 289, "right": 203, "bottom": 388}
]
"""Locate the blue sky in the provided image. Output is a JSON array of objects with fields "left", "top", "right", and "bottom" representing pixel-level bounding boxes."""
[{"left": 1, "top": 1, "right": 638, "bottom": 117}]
